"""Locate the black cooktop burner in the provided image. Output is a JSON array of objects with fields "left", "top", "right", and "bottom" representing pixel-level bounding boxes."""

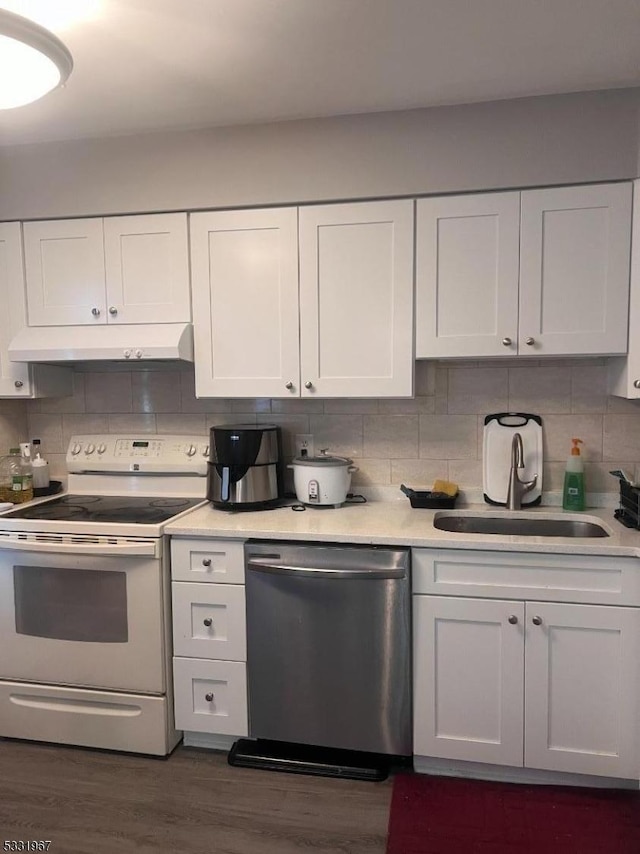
[{"left": 3, "top": 494, "right": 203, "bottom": 525}]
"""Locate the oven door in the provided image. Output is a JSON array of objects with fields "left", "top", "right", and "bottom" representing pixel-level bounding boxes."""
[{"left": 0, "top": 533, "right": 166, "bottom": 694}]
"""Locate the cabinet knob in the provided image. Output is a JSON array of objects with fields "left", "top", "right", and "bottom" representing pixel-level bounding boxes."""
[
  {"left": 508, "top": 615, "right": 518, "bottom": 625},
  {"left": 634, "top": 380, "right": 640, "bottom": 389},
  {"left": 202, "top": 558, "right": 211, "bottom": 567},
  {"left": 109, "top": 306, "right": 118, "bottom": 316},
  {"left": 203, "top": 617, "right": 213, "bottom": 627},
  {"left": 304, "top": 381, "right": 313, "bottom": 390},
  {"left": 285, "top": 381, "right": 293, "bottom": 390},
  {"left": 14, "top": 380, "right": 23, "bottom": 389},
  {"left": 532, "top": 615, "right": 543, "bottom": 626},
  {"left": 525, "top": 337, "right": 535, "bottom": 346},
  {"left": 91, "top": 307, "right": 101, "bottom": 317},
  {"left": 205, "top": 693, "right": 214, "bottom": 702},
  {"left": 502, "top": 337, "right": 512, "bottom": 347}
]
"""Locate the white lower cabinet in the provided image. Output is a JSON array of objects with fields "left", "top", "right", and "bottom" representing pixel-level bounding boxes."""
[
  {"left": 171, "top": 537, "right": 247, "bottom": 738},
  {"left": 413, "top": 549, "right": 640, "bottom": 780}
]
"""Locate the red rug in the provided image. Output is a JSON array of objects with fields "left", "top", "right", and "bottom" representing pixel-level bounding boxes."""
[{"left": 386, "top": 773, "right": 640, "bottom": 854}]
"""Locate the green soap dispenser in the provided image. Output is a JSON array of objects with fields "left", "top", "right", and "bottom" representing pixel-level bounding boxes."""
[{"left": 562, "top": 438, "right": 585, "bottom": 511}]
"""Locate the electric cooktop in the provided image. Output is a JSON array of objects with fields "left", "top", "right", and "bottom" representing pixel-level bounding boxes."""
[{"left": 3, "top": 494, "right": 203, "bottom": 525}]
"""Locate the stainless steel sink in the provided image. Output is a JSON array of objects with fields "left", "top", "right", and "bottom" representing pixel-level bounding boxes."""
[{"left": 433, "top": 513, "right": 610, "bottom": 538}]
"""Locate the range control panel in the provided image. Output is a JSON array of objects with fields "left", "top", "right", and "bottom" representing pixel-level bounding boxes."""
[{"left": 66, "top": 435, "right": 210, "bottom": 474}]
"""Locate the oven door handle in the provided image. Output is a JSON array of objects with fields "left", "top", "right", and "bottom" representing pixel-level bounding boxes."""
[{"left": 0, "top": 537, "right": 159, "bottom": 557}]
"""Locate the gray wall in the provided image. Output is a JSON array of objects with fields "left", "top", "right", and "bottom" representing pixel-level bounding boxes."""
[{"left": 1, "top": 88, "right": 639, "bottom": 221}]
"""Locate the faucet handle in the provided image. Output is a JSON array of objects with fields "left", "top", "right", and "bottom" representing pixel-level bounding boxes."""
[{"left": 522, "top": 473, "right": 538, "bottom": 494}]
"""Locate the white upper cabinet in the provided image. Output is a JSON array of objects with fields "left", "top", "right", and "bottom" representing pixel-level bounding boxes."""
[
  {"left": 0, "top": 223, "right": 72, "bottom": 398},
  {"left": 416, "top": 192, "right": 520, "bottom": 358},
  {"left": 416, "top": 182, "right": 632, "bottom": 358},
  {"left": 23, "top": 213, "right": 190, "bottom": 327},
  {"left": 299, "top": 201, "right": 414, "bottom": 397},
  {"left": 190, "top": 207, "right": 300, "bottom": 398},
  {"left": 191, "top": 201, "right": 414, "bottom": 398},
  {"left": 609, "top": 180, "right": 640, "bottom": 398}
]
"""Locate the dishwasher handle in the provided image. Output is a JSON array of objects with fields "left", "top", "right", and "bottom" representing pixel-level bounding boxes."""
[{"left": 246, "top": 556, "right": 405, "bottom": 580}]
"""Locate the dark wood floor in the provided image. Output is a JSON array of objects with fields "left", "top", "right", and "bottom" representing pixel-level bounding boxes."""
[{"left": 0, "top": 739, "right": 392, "bottom": 854}]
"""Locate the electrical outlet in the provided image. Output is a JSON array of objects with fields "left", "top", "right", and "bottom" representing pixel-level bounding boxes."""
[{"left": 294, "top": 434, "right": 314, "bottom": 458}]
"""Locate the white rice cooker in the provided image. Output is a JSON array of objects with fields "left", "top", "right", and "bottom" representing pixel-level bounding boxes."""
[{"left": 288, "top": 451, "right": 358, "bottom": 507}]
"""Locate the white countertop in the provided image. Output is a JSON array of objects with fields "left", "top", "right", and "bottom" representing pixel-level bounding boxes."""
[{"left": 165, "top": 500, "right": 640, "bottom": 557}]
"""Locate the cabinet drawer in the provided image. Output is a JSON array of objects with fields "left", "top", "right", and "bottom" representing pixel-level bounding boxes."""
[
  {"left": 172, "top": 582, "right": 246, "bottom": 660},
  {"left": 171, "top": 538, "right": 245, "bottom": 583},
  {"left": 173, "top": 657, "right": 247, "bottom": 736},
  {"left": 412, "top": 548, "right": 640, "bottom": 606}
]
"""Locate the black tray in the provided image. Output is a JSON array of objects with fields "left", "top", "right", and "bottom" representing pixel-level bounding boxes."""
[{"left": 400, "top": 484, "right": 459, "bottom": 509}]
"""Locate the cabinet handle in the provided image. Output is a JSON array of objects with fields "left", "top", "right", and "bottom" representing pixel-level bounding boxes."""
[
  {"left": 203, "top": 617, "right": 213, "bottom": 627},
  {"left": 285, "top": 381, "right": 293, "bottom": 390},
  {"left": 14, "top": 380, "right": 23, "bottom": 389},
  {"left": 634, "top": 380, "right": 640, "bottom": 389},
  {"left": 205, "top": 693, "right": 214, "bottom": 702},
  {"left": 508, "top": 615, "right": 518, "bottom": 625},
  {"left": 502, "top": 337, "right": 512, "bottom": 346},
  {"left": 109, "top": 306, "right": 118, "bottom": 316},
  {"left": 532, "top": 615, "right": 543, "bottom": 626},
  {"left": 91, "top": 307, "right": 101, "bottom": 317},
  {"left": 202, "top": 558, "right": 212, "bottom": 567},
  {"left": 304, "top": 381, "right": 313, "bottom": 390},
  {"left": 525, "top": 337, "right": 535, "bottom": 346}
]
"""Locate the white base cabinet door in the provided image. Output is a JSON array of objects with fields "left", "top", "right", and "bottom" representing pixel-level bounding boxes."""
[
  {"left": 413, "top": 596, "right": 524, "bottom": 767},
  {"left": 524, "top": 601, "right": 640, "bottom": 779},
  {"left": 414, "top": 594, "right": 640, "bottom": 779}
]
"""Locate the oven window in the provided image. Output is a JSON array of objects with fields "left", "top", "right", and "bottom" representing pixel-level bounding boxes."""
[{"left": 13, "top": 565, "right": 128, "bottom": 643}]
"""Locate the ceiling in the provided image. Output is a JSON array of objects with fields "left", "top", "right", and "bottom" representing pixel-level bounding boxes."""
[{"left": 1, "top": 0, "right": 640, "bottom": 147}]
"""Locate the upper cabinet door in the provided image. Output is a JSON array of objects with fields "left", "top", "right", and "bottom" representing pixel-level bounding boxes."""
[
  {"left": 299, "top": 200, "right": 414, "bottom": 397},
  {"left": 0, "top": 222, "right": 31, "bottom": 395},
  {"left": 104, "top": 213, "right": 191, "bottom": 324},
  {"left": 190, "top": 208, "right": 300, "bottom": 398},
  {"left": 519, "top": 183, "right": 632, "bottom": 356},
  {"left": 415, "top": 193, "right": 520, "bottom": 358},
  {"left": 23, "top": 218, "right": 106, "bottom": 326}
]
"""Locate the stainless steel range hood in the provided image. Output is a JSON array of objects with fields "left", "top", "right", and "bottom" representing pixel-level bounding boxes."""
[{"left": 8, "top": 323, "right": 194, "bottom": 363}]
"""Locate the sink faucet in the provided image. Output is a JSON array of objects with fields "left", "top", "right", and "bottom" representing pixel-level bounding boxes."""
[{"left": 506, "top": 432, "right": 537, "bottom": 510}]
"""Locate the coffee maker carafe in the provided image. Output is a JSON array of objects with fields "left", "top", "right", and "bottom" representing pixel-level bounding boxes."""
[{"left": 207, "top": 424, "right": 283, "bottom": 510}]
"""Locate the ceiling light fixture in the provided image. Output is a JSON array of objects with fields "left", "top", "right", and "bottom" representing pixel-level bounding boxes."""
[{"left": 0, "top": 7, "right": 73, "bottom": 109}]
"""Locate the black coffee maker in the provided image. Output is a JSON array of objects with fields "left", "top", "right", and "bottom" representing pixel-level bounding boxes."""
[{"left": 207, "top": 424, "right": 283, "bottom": 510}]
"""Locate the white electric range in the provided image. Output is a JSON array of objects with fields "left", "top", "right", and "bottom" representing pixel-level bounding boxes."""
[{"left": 0, "top": 434, "right": 208, "bottom": 755}]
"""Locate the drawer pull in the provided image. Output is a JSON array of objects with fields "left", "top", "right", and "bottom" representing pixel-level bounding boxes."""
[
  {"left": 532, "top": 615, "right": 543, "bottom": 626},
  {"left": 508, "top": 615, "right": 518, "bottom": 625},
  {"left": 202, "top": 558, "right": 212, "bottom": 567},
  {"left": 205, "top": 693, "right": 214, "bottom": 702},
  {"left": 203, "top": 617, "right": 213, "bottom": 627}
]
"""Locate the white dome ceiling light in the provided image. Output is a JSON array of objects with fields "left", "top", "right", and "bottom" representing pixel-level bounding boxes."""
[{"left": 0, "top": 7, "right": 72, "bottom": 109}]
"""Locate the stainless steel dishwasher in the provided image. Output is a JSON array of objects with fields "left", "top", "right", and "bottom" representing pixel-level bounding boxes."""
[{"left": 236, "top": 540, "right": 411, "bottom": 778}]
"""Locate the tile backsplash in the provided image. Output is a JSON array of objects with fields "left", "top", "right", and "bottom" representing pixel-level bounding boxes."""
[{"left": 13, "top": 357, "right": 640, "bottom": 499}]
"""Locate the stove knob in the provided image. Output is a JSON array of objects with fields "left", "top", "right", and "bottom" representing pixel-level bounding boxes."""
[
  {"left": 71, "top": 443, "right": 82, "bottom": 455},
  {"left": 85, "top": 443, "right": 96, "bottom": 454},
  {"left": 134, "top": 349, "right": 143, "bottom": 359},
  {"left": 203, "top": 445, "right": 210, "bottom": 457},
  {"left": 97, "top": 443, "right": 107, "bottom": 454},
  {"left": 186, "top": 444, "right": 196, "bottom": 457}
]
